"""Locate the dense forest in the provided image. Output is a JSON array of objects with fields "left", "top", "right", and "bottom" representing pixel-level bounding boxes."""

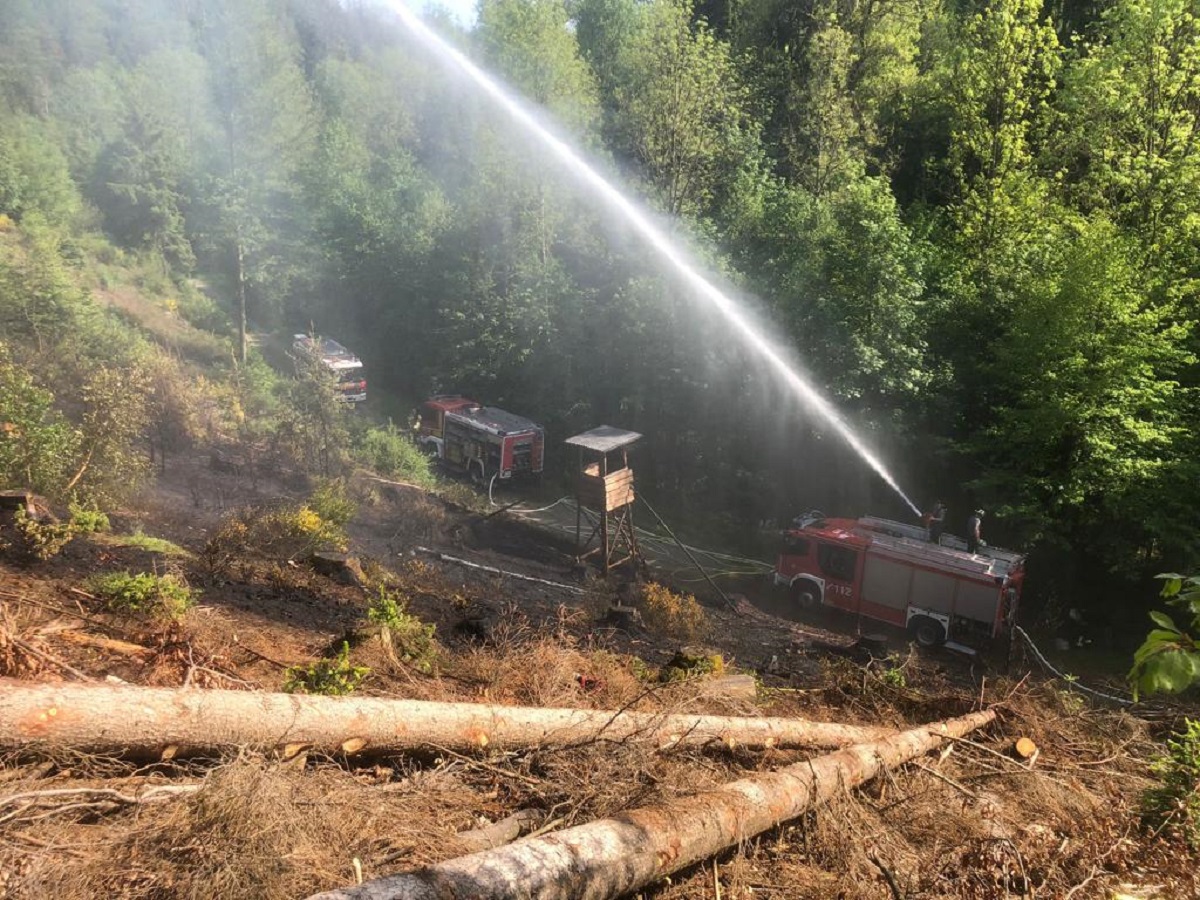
[{"left": 0, "top": 0, "right": 1197, "bottom": 637}]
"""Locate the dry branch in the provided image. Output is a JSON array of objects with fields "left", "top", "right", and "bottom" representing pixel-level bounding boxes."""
[
  {"left": 306, "top": 709, "right": 996, "bottom": 900},
  {"left": 55, "top": 631, "right": 153, "bottom": 658},
  {"left": 455, "top": 810, "right": 540, "bottom": 853},
  {"left": 0, "top": 784, "right": 199, "bottom": 826},
  {"left": 0, "top": 680, "right": 894, "bottom": 759}
]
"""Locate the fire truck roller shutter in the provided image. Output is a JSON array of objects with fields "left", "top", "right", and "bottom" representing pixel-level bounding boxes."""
[
  {"left": 861, "top": 557, "right": 913, "bottom": 610},
  {"left": 910, "top": 569, "right": 955, "bottom": 615},
  {"left": 955, "top": 581, "right": 1000, "bottom": 627}
]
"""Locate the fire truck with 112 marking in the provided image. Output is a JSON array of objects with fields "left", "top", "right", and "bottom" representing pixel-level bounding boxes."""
[{"left": 773, "top": 512, "right": 1024, "bottom": 651}]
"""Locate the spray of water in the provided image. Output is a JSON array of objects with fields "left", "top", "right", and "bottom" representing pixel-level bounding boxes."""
[{"left": 385, "top": 2, "right": 922, "bottom": 518}]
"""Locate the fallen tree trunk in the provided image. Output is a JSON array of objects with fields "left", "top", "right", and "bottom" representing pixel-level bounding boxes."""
[
  {"left": 307, "top": 709, "right": 996, "bottom": 900},
  {"left": 0, "top": 679, "right": 894, "bottom": 758}
]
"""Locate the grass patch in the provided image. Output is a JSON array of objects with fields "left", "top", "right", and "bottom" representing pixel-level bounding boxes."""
[{"left": 100, "top": 530, "right": 190, "bottom": 557}]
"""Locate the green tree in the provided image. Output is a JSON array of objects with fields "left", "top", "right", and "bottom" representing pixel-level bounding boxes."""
[
  {"left": 0, "top": 348, "right": 80, "bottom": 495},
  {"left": 943, "top": 0, "right": 1060, "bottom": 251},
  {"left": 0, "top": 114, "right": 81, "bottom": 227},
  {"left": 281, "top": 344, "right": 352, "bottom": 478},
  {"left": 477, "top": 0, "right": 600, "bottom": 133},
  {"left": 1054, "top": 0, "right": 1200, "bottom": 260},
  {"left": 609, "top": 0, "right": 757, "bottom": 219},
  {"left": 785, "top": 4, "right": 863, "bottom": 195},
  {"left": 192, "top": 0, "right": 317, "bottom": 362},
  {"left": 93, "top": 109, "right": 195, "bottom": 269},
  {"left": 973, "top": 217, "right": 1193, "bottom": 567},
  {"left": 0, "top": 222, "right": 95, "bottom": 355},
  {"left": 64, "top": 363, "right": 153, "bottom": 504},
  {"left": 741, "top": 176, "right": 929, "bottom": 412}
]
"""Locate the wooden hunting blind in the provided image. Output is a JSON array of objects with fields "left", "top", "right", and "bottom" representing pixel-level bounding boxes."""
[{"left": 566, "top": 426, "right": 642, "bottom": 575}]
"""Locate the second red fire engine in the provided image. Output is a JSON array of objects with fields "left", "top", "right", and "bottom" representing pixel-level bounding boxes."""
[{"left": 417, "top": 396, "right": 544, "bottom": 483}]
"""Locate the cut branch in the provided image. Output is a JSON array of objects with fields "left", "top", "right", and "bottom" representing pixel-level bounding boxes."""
[
  {"left": 0, "top": 680, "right": 895, "bottom": 759},
  {"left": 306, "top": 710, "right": 996, "bottom": 900}
]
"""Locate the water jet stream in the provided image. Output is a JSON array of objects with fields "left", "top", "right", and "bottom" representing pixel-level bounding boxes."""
[{"left": 385, "top": 1, "right": 922, "bottom": 517}]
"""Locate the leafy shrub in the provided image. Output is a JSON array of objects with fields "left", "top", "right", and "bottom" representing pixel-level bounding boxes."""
[
  {"left": 880, "top": 657, "right": 908, "bottom": 688},
  {"left": 2, "top": 507, "right": 75, "bottom": 563},
  {"left": 175, "top": 285, "right": 231, "bottom": 334},
  {"left": 0, "top": 352, "right": 81, "bottom": 496},
  {"left": 69, "top": 501, "right": 110, "bottom": 533},
  {"left": 285, "top": 505, "right": 346, "bottom": 550},
  {"left": 205, "top": 502, "right": 346, "bottom": 568},
  {"left": 1130, "top": 574, "right": 1200, "bottom": 698},
  {"left": 368, "top": 586, "right": 438, "bottom": 673},
  {"left": 662, "top": 647, "right": 725, "bottom": 681},
  {"left": 1144, "top": 718, "right": 1200, "bottom": 848},
  {"left": 283, "top": 642, "right": 368, "bottom": 695},
  {"left": 641, "top": 582, "right": 708, "bottom": 642},
  {"left": 308, "top": 479, "right": 356, "bottom": 528},
  {"left": 356, "top": 422, "right": 435, "bottom": 487},
  {"left": 89, "top": 571, "right": 194, "bottom": 619}
]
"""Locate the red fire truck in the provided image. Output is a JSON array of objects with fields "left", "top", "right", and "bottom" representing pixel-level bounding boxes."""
[
  {"left": 772, "top": 513, "right": 1023, "bottom": 650},
  {"left": 292, "top": 334, "right": 367, "bottom": 404},
  {"left": 416, "top": 396, "right": 544, "bottom": 483}
]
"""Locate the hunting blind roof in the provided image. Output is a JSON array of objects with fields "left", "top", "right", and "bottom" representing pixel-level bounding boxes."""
[{"left": 564, "top": 426, "right": 642, "bottom": 454}]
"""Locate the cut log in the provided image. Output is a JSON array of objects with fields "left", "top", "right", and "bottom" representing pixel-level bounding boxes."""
[
  {"left": 306, "top": 709, "right": 996, "bottom": 900},
  {"left": 0, "top": 680, "right": 895, "bottom": 759},
  {"left": 1014, "top": 737, "right": 1039, "bottom": 766}
]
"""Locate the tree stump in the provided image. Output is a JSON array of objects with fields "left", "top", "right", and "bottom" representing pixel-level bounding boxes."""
[{"left": 309, "top": 552, "right": 367, "bottom": 588}]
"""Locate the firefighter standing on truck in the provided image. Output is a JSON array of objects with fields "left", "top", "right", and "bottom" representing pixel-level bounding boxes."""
[
  {"left": 967, "top": 509, "right": 984, "bottom": 554},
  {"left": 924, "top": 501, "right": 946, "bottom": 544}
]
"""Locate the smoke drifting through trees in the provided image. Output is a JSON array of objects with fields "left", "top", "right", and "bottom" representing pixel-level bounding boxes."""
[{"left": 0, "top": 0, "right": 1196, "bottom": 629}]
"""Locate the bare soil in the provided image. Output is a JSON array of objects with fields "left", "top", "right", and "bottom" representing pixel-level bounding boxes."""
[{"left": 1, "top": 453, "right": 1197, "bottom": 899}]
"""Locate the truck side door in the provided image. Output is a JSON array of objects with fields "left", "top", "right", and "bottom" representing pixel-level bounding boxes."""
[{"left": 816, "top": 542, "right": 859, "bottom": 609}]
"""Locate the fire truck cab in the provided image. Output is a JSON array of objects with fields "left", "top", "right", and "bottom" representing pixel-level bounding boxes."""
[
  {"left": 774, "top": 513, "right": 1023, "bottom": 650},
  {"left": 417, "top": 396, "right": 544, "bottom": 483}
]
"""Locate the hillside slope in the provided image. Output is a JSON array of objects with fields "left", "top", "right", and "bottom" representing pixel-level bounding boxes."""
[{"left": 1, "top": 456, "right": 1197, "bottom": 898}]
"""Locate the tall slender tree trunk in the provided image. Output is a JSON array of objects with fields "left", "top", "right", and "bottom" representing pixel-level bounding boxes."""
[
  {"left": 0, "top": 680, "right": 896, "bottom": 759},
  {"left": 235, "top": 224, "right": 247, "bottom": 364}
]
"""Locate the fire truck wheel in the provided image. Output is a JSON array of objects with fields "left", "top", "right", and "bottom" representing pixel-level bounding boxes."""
[
  {"left": 909, "top": 616, "right": 946, "bottom": 649},
  {"left": 470, "top": 464, "right": 487, "bottom": 486},
  {"left": 791, "top": 583, "right": 818, "bottom": 611}
]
